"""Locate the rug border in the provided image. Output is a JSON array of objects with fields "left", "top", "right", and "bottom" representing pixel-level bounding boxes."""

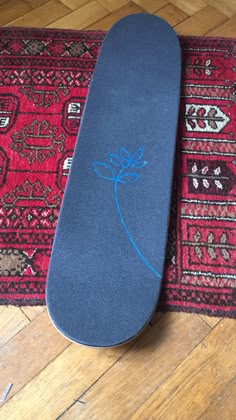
[{"left": 0, "top": 298, "right": 235, "bottom": 319}]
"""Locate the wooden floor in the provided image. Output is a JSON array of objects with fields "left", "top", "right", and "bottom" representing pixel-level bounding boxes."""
[{"left": 0, "top": 1, "right": 236, "bottom": 419}]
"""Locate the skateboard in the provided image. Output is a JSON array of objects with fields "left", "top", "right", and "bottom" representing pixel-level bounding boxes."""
[{"left": 46, "top": 14, "right": 181, "bottom": 347}]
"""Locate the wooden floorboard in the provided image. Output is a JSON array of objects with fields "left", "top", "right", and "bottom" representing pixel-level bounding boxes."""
[{"left": 0, "top": 1, "right": 235, "bottom": 418}]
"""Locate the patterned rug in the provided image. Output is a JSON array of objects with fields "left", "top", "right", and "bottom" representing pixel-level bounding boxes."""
[{"left": 0, "top": 28, "right": 235, "bottom": 318}]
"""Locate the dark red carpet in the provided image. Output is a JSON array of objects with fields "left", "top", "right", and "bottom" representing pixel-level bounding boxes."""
[{"left": 0, "top": 28, "right": 235, "bottom": 318}]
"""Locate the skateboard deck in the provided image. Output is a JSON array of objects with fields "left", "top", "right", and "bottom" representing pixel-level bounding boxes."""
[{"left": 46, "top": 14, "right": 181, "bottom": 347}]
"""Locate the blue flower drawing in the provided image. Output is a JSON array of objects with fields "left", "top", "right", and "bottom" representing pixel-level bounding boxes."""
[
  {"left": 93, "top": 147, "right": 147, "bottom": 183},
  {"left": 93, "top": 148, "right": 161, "bottom": 279}
]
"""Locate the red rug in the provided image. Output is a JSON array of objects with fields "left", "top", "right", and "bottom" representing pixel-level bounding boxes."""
[{"left": 0, "top": 28, "right": 235, "bottom": 318}]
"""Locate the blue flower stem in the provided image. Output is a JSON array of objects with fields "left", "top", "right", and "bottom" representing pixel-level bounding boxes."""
[{"left": 114, "top": 168, "right": 161, "bottom": 279}]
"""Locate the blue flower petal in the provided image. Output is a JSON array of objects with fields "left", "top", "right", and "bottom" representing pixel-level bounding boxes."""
[
  {"left": 131, "top": 148, "right": 144, "bottom": 162},
  {"left": 109, "top": 154, "right": 122, "bottom": 167},
  {"left": 119, "top": 148, "right": 130, "bottom": 160},
  {"left": 93, "top": 162, "right": 115, "bottom": 181},
  {"left": 132, "top": 160, "right": 148, "bottom": 168},
  {"left": 118, "top": 173, "right": 140, "bottom": 184}
]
